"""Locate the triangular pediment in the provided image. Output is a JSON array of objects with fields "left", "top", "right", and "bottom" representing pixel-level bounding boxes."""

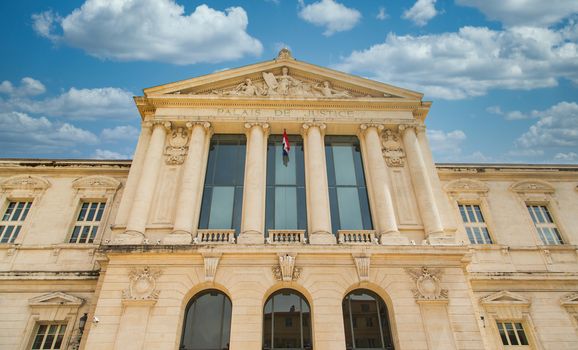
[
  {"left": 561, "top": 292, "right": 578, "bottom": 306},
  {"left": 480, "top": 291, "right": 530, "bottom": 305},
  {"left": 143, "top": 50, "right": 423, "bottom": 101},
  {"left": 29, "top": 292, "right": 84, "bottom": 307}
]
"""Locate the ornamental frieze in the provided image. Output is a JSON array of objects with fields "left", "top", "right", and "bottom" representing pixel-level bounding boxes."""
[{"left": 381, "top": 129, "right": 405, "bottom": 167}]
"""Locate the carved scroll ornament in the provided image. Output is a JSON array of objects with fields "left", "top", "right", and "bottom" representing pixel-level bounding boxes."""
[
  {"left": 122, "top": 266, "right": 161, "bottom": 301},
  {"left": 164, "top": 127, "right": 189, "bottom": 165},
  {"left": 382, "top": 129, "right": 405, "bottom": 167},
  {"left": 406, "top": 267, "right": 448, "bottom": 302}
]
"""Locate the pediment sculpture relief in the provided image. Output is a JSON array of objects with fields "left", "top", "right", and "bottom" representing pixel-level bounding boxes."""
[{"left": 194, "top": 67, "right": 357, "bottom": 98}]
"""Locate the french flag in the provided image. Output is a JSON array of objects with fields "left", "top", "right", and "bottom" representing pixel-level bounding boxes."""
[{"left": 282, "top": 129, "right": 291, "bottom": 166}]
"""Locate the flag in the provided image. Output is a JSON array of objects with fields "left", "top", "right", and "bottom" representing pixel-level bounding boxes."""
[{"left": 282, "top": 129, "right": 290, "bottom": 166}]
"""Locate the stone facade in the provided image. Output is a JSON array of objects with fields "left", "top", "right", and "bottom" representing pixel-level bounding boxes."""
[{"left": 1, "top": 51, "right": 578, "bottom": 350}]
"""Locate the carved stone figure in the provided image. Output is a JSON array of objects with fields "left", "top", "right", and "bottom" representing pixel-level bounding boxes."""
[
  {"left": 263, "top": 67, "right": 308, "bottom": 96},
  {"left": 164, "top": 127, "right": 189, "bottom": 165},
  {"left": 382, "top": 129, "right": 405, "bottom": 167},
  {"left": 313, "top": 81, "right": 351, "bottom": 98}
]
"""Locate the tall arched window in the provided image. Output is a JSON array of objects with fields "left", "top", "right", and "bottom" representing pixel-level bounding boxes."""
[
  {"left": 180, "top": 290, "right": 232, "bottom": 350},
  {"left": 342, "top": 289, "right": 394, "bottom": 350},
  {"left": 263, "top": 289, "right": 312, "bottom": 350}
]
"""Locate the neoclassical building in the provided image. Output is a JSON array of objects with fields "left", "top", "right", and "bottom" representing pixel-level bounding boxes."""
[{"left": 1, "top": 50, "right": 578, "bottom": 350}]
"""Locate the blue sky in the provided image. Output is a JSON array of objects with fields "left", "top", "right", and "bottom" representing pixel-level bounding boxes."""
[{"left": 1, "top": 0, "right": 577, "bottom": 163}]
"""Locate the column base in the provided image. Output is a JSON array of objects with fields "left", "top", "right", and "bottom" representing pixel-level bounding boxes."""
[
  {"left": 309, "top": 231, "right": 336, "bottom": 245},
  {"left": 380, "top": 232, "right": 410, "bottom": 245},
  {"left": 237, "top": 231, "right": 264, "bottom": 244},
  {"left": 112, "top": 230, "right": 144, "bottom": 245},
  {"left": 162, "top": 231, "right": 192, "bottom": 245},
  {"left": 427, "top": 231, "right": 457, "bottom": 245}
]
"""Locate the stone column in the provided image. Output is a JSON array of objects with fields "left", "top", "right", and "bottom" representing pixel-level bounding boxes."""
[
  {"left": 400, "top": 125, "right": 444, "bottom": 238},
  {"left": 120, "top": 121, "right": 170, "bottom": 243},
  {"left": 115, "top": 122, "right": 152, "bottom": 227},
  {"left": 165, "top": 122, "right": 212, "bottom": 244},
  {"left": 359, "top": 124, "right": 408, "bottom": 245},
  {"left": 302, "top": 123, "right": 335, "bottom": 244},
  {"left": 416, "top": 126, "right": 458, "bottom": 233},
  {"left": 238, "top": 122, "right": 269, "bottom": 244}
]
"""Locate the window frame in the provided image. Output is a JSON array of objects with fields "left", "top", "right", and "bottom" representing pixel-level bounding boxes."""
[
  {"left": 0, "top": 200, "right": 33, "bottom": 244},
  {"left": 457, "top": 203, "right": 494, "bottom": 245},
  {"left": 0, "top": 175, "right": 50, "bottom": 245},
  {"left": 67, "top": 176, "right": 120, "bottom": 245},
  {"left": 68, "top": 201, "right": 107, "bottom": 244},
  {"left": 30, "top": 322, "right": 68, "bottom": 350},
  {"left": 525, "top": 203, "right": 564, "bottom": 246}
]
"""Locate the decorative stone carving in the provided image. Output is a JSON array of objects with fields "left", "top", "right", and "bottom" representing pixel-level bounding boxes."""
[
  {"left": 445, "top": 178, "right": 489, "bottom": 195},
  {"left": 1, "top": 175, "right": 50, "bottom": 194},
  {"left": 272, "top": 254, "right": 301, "bottom": 282},
  {"left": 164, "top": 126, "right": 189, "bottom": 165},
  {"left": 122, "top": 266, "right": 161, "bottom": 301},
  {"left": 480, "top": 290, "right": 530, "bottom": 306},
  {"left": 381, "top": 128, "right": 405, "bottom": 167},
  {"left": 72, "top": 175, "right": 120, "bottom": 192},
  {"left": 203, "top": 254, "right": 221, "bottom": 282},
  {"left": 510, "top": 180, "right": 555, "bottom": 194},
  {"left": 209, "top": 67, "right": 355, "bottom": 98},
  {"left": 353, "top": 255, "right": 370, "bottom": 281},
  {"left": 276, "top": 48, "right": 294, "bottom": 60},
  {"left": 406, "top": 267, "right": 448, "bottom": 302},
  {"left": 561, "top": 292, "right": 578, "bottom": 307}
]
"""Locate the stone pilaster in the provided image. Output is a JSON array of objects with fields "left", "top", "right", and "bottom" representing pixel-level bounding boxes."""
[
  {"left": 165, "top": 122, "right": 212, "bottom": 244},
  {"left": 359, "top": 124, "right": 407, "bottom": 245},
  {"left": 302, "top": 122, "right": 335, "bottom": 244},
  {"left": 118, "top": 121, "right": 170, "bottom": 244},
  {"left": 238, "top": 122, "right": 269, "bottom": 244},
  {"left": 400, "top": 124, "right": 444, "bottom": 240}
]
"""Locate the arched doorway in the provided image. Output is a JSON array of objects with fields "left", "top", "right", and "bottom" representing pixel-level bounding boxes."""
[
  {"left": 342, "top": 289, "right": 394, "bottom": 350},
  {"left": 263, "top": 289, "right": 312, "bottom": 350},
  {"left": 180, "top": 289, "right": 232, "bottom": 350}
]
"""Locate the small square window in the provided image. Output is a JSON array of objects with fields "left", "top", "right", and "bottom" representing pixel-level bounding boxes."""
[
  {"left": 69, "top": 202, "right": 105, "bottom": 244},
  {"left": 31, "top": 323, "right": 67, "bottom": 350},
  {"left": 526, "top": 205, "right": 563, "bottom": 245},
  {"left": 496, "top": 321, "right": 529, "bottom": 346},
  {"left": 458, "top": 204, "right": 493, "bottom": 244},
  {"left": 0, "top": 201, "right": 32, "bottom": 243}
]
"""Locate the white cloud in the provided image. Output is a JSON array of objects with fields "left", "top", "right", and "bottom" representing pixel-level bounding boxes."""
[
  {"left": 101, "top": 125, "right": 139, "bottom": 141},
  {"left": 0, "top": 77, "right": 46, "bottom": 97},
  {"left": 377, "top": 7, "right": 388, "bottom": 21},
  {"left": 554, "top": 152, "right": 578, "bottom": 162},
  {"left": 93, "top": 149, "right": 130, "bottom": 160},
  {"left": 299, "top": 0, "right": 361, "bottom": 36},
  {"left": 335, "top": 23, "right": 578, "bottom": 99},
  {"left": 456, "top": 0, "right": 578, "bottom": 27},
  {"left": 0, "top": 111, "right": 98, "bottom": 156},
  {"left": 427, "top": 129, "right": 467, "bottom": 161},
  {"left": 516, "top": 101, "right": 578, "bottom": 148},
  {"left": 403, "top": 0, "right": 438, "bottom": 26},
  {"left": 32, "top": 0, "right": 262, "bottom": 64},
  {"left": 0, "top": 80, "right": 135, "bottom": 120}
]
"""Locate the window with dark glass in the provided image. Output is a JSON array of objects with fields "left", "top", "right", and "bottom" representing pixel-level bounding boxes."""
[
  {"left": 266, "top": 135, "right": 307, "bottom": 233},
  {"left": 343, "top": 289, "right": 394, "bottom": 350},
  {"left": 31, "top": 323, "right": 67, "bottom": 350},
  {"left": 263, "top": 289, "right": 312, "bottom": 350},
  {"left": 496, "top": 321, "right": 529, "bottom": 346},
  {"left": 180, "top": 290, "right": 232, "bottom": 350},
  {"left": 458, "top": 204, "right": 492, "bottom": 244},
  {"left": 199, "top": 135, "right": 246, "bottom": 233},
  {"left": 527, "top": 205, "right": 563, "bottom": 245},
  {"left": 325, "top": 136, "right": 372, "bottom": 234}
]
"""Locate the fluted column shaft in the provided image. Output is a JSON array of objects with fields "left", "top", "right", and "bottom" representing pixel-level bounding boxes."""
[
  {"left": 359, "top": 124, "right": 399, "bottom": 235},
  {"left": 239, "top": 122, "right": 269, "bottom": 244},
  {"left": 401, "top": 125, "right": 444, "bottom": 236},
  {"left": 125, "top": 121, "right": 170, "bottom": 235},
  {"left": 172, "top": 122, "right": 212, "bottom": 237},
  {"left": 302, "top": 123, "right": 335, "bottom": 244}
]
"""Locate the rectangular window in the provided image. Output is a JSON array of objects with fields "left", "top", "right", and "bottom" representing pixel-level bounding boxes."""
[
  {"left": 265, "top": 135, "right": 307, "bottom": 232},
  {"left": 458, "top": 204, "right": 493, "bottom": 244},
  {"left": 527, "top": 205, "right": 563, "bottom": 245},
  {"left": 199, "top": 135, "right": 246, "bottom": 232},
  {"left": 31, "top": 323, "right": 67, "bottom": 350},
  {"left": 326, "top": 136, "right": 373, "bottom": 234},
  {"left": 69, "top": 202, "right": 105, "bottom": 244},
  {"left": 496, "top": 321, "right": 529, "bottom": 346},
  {"left": 0, "top": 201, "right": 32, "bottom": 243}
]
